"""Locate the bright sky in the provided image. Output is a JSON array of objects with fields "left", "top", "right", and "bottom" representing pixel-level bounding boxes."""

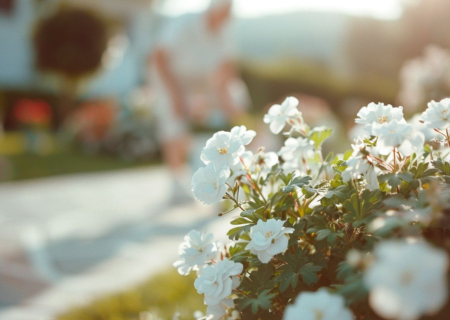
[{"left": 157, "top": 0, "right": 407, "bottom": 20}]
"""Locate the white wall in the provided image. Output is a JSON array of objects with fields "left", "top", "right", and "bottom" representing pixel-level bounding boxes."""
[
  {"left": 0, "top": 0, "right": 155, "bottom": 99},
  {"left": 0, "top": 0, "right": 36, "bottom": 88}
]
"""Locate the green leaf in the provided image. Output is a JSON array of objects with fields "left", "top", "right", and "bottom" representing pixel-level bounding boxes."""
[
  {"left": 322, "top": 185, "right": 351, "bottom": 207},
  {"left": 397, "top": 172, "right": 414, "bottom": 182},
  {"left": 315, "top": 229, "right": 332, "bottom": 240},
  {"left": 343, "top": 150, "right": 353, "bottom": 160},
  {"left": 281, "top": 175, "right": 312, "bottom": 193},
  {"left": 411, "top": 162, "right": 438, "bottom": 179},
  {"left": 241, "top": 208, "right": 264, "bottom": 222},
  {"left": 302, "top": 185, "right": 317, "bottom": 198},
  {"left": 309, "top": 127, "right": 333, "bottom": 149},
  {"left": 336, "top": 261, "right": 355, "bottom": 281},
  {"left": 288, "top": 220, "right": 306, "bottom": 246},
  {"left": 299, "top": 263, "right": 323, "bottom": 286},
  {"left": 230, "top": 217, "right": 254, "bottom": 225},
  {"left": 378, "top": 172, "right": 414, "bottom": 191},
  {"left": 236, "top": 289, "right": 276, "bottom": 314},
  {"left": 240, "top": 264, "right": 276, "bottom": 294},
  {"left": 324, "top": 185, "right": 351, "bottom": 200},
  {"left": 432, "top": 159, "right": 450, "bottom": 175},
  {"left": 306, "top": 214, "right": 328, "bottom": 233},
  {"left": 227, "top": 225, "right": 252, "bottom": 240},
  {"left": 363, "top": 135, "right": 378, "bottom": 147},
  {"left": 276, "top": 251, "right": 324, "bottom": 292},
  {"left": 342, "top": 189, "right": 383, "bottom": 224},
  {"left": 229, "top": 243, "right": 251, "bottom": 263}
]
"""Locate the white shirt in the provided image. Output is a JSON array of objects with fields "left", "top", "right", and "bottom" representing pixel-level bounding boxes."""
[
  {"left": 150, "top": 12, "right": 245, "bottom": 140},
  {"left": 156, "top": 13, "right": 233, "bottom": 86}
]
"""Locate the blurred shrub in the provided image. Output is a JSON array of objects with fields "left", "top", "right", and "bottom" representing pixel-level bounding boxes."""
[
  {"left": 33, "top": 6, "right": 108, "bottom": 79},
  {"left": 12, "top": 99, "right": 53, "bottom": 127},
  {"left": 57, "top": 269, "right": 203, "bottom": 320},
  {"left": 240, "top": 59, "right": 398, "bottom": 118}
]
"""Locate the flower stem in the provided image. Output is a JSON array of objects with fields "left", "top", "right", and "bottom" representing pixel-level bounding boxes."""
[
  {"left": 290, "top": 192, "right": 302, "bottom": 217},
  {"left": 272, "top": 306, "right": 283, "bottom": 317},
  {"left": 446, "top": 129, "right": 450, "bottom": 147},
  {"left": 276, "top": 296, "right": 285, "bottom": 308},
  {"left": 224, "top": 193, "right": 245, "bottom": 211},
  {"left": 393, "top": 147, "right": 397, "bottom": 173},
  {"left": 235, "top": 288, "right": 251, "bottom": 299},
  {"left": 246, "top": 174, "right": 267, "bottom": 204}
]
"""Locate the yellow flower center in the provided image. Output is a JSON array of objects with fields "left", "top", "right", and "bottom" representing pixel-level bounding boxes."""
[
  {"left": 265, "top": 231, "right": 274, "bottom": 238},
  {"left": 213, "top": 182, "right": 217, "bottom": 190},
  {"left": 314, "top": 310, "right": 324, "bottom": 320},
  {"left": 378, "top": 116, "right": 388, "bottom": 124},
  {"left": 194, "top": 245, "right": 204, "bottom": 252},
  {"left": 218, "top": 148, "right": 228, "bottom": 155}
]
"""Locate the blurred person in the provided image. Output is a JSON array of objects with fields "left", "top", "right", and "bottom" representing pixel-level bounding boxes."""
[
  {"left": 397, "top": 45, "right": 450, "bottom": 115},
  {"left": 149, "top": 0, "right": 249, "bottom": 203}
]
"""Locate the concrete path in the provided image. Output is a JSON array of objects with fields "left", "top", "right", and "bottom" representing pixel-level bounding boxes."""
[{"left": 0, "top": 167, "right": 236, "bottom": 320}]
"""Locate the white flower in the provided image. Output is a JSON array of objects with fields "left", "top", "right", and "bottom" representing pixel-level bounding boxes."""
[
  {"left": 346, "top": 250, "right": 365, "bottom": 268},
  {"left": 201, "top": 131, "right": 246, "bottom": 168},
  {"left": 192, "top": 164, "right": 230, "bottom": 205},
  {"left": 342, "top": 156, "right": 379, "bottom": 190},
  {"left": 245, "top": 219, "right": 294, "bottom": 263},
  {"left": 355, "top": 102, "right": 404, "bottom": 134},
  {"left": 340, "top": 139, "right": 379, "bottom": 190},
  {"left": 173, "top": 230, "right": 218, "bottom": 275},
  {"left": 281, "top": 158, "right": 307, "bottom": 177},
  {"left": 402, "top": 208, "right": 433, "bottom": 225},
  {"left": 283, "top": 289, "right": 354, "bottom": 320},
  {"left": 287, "top": 113, "right": 306, "bottom": 133},
  {"left": 194, "top": 259, "right": 243, "bottom": 305},
  {"left": 422, "top": 98, "right": 450, "bottom": 130},
  {"left": 257, "top": 152, "right": 280, "bottom": 179},
  {"left": 230, "top": 125, "right": 256, "bottom": 146},
  {"left": 397, "top": 130, "right": 425, "bottom": 157},
  {"left": 278, "top": 137, "right": 314, "bottom": 161},
  {"left": 408, "top": 113, "right": 440, "bottom": 142},
  {"left": 227, "top": 150, "right": 253, "bottom": 184},
  {"left": 227, "top": 151, "right": 279, "bottom": 185},
  {"left": 373, "top": 119, "right": 413, "bottom": 147},
  {"left": 264, "top": 97, "right": 302, "bottom": 134},
  {"left": 364, "top": 240, "right": 448, "bottom": 320},
  {"left": 254, "top": 151, "right": 279, "bottom": 168},
  {"left": 206, "top": 299, "right": 240, "bottom": 320}
]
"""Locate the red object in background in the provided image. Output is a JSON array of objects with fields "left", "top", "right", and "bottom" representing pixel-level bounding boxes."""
[
  {"left": 12, "top": 99, "right": 53, "bottom": 126},
  {"left": 70, "top": 100, "right": 116, "bottom": 142}
]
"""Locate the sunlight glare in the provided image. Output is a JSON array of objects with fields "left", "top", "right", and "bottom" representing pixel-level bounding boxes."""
[{"left": 157, "top": 0, "right": 405, "bottom": 20}]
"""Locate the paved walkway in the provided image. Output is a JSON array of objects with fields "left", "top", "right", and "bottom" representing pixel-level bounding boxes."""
[{"left": 0, "top": 167, "right": 235, "bottom": 320}]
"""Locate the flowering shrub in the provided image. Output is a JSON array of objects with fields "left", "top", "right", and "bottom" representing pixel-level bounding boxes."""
[
  {"left": 398, "top": 45, "right": 450, "bottom": 114},
  {"left": 12, "top": 99, "right": 53, "bottom": 127},
  {"left": 176, "top": 96, "right": 450, "bottom": 320}
]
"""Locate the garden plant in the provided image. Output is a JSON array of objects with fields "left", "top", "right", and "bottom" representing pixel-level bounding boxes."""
[{"left": 175, "top": 96, "right": 450, "bottom": 320}]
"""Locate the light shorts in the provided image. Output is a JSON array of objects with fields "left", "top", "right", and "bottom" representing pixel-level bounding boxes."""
[{"left": 154, "top": 95, "right": 189, "bottom": 142}]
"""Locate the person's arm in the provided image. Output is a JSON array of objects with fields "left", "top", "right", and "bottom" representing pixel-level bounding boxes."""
[
  {"left": 153, "top": 48, "right": 185, "bottom": 118},
  {"left": 215, "top": 60, "right": 242, "bottom": 120}
]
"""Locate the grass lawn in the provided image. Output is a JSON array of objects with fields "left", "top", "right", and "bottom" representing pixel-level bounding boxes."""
[
  {"left": 4, "top": 149, "right": 158, "bottom": 181},
  {"left": 57, "top": 269, "right": 203, "bottom": 320},
  {"left": 0, "top": 132, "right": 159, "bottom": 181}
]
